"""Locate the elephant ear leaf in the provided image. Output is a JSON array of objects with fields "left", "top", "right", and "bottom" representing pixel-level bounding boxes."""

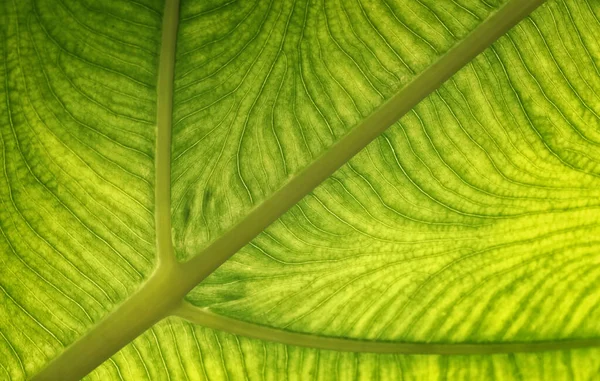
[{"left": 3, "top": 0, "right": 600, "bottom": 380}]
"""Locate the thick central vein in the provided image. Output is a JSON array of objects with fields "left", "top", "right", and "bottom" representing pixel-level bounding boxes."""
[{"left": 32, "top": 0, "right": 547, "bottom": 379}]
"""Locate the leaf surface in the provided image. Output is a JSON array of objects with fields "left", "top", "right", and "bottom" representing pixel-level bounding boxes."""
[
  {"left": 3, "top": 0, "right": 599, "bottom": 380},
  {"left": 169, "top": 0, "right": 516, "bottom": 260}
]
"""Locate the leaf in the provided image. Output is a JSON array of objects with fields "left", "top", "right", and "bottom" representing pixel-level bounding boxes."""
[{"left": 2, "top": 0, "right": 598, "bottom": 380}]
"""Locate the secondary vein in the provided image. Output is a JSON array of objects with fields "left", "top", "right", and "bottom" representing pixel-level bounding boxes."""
[
  {"left": 175, "top": 301, "right": 600, "bottom": 354},
  {"left": 156, "top": 0, "right": 178, "bottom": 268}
]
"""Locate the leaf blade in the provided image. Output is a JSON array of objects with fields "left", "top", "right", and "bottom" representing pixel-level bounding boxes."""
[{"left": 170, "top": 0, "right": 532, "bottom": 262}]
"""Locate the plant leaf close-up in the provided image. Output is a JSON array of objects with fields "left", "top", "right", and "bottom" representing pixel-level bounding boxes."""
[{"left": 1, "top": 0, "right": 600, "bottom": 379}]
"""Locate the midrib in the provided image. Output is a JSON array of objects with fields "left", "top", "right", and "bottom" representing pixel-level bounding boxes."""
[{"left": 31, "top": 0, "right": 548, "bottom": 379}]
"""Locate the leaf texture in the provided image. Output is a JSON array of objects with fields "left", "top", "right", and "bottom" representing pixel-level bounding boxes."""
[
  {"left": 170, "top": 0, "right": 512, "bottom": 260},
  {"left": 3, "top": 0, "right": 599, "bottom": 379}
]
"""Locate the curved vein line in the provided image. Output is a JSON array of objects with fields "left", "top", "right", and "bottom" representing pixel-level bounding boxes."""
[{"left": 175, "top": 302, "right": 600, "bottom": 354}]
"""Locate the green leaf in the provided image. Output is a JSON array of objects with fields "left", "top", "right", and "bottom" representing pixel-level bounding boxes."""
[{"left": 3, "top": 0, "right": 600, "bottom": 379}]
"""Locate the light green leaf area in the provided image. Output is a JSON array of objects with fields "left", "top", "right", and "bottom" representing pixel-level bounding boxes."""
[
  {"left": 170, "top": 0, "right": 509, "bottom": 260},
  {"left": 185, "top": 0, "right": 600, "bottom": 344},
  {"left": 86, "top": 318, "right": 600, "bottom": 381},
  {"left": 0, "top": 0, "right": 162, "bottom": 378}
]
